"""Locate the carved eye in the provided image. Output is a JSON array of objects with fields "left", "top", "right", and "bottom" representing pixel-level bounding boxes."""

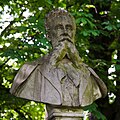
[
  {"left": 55, "top": 24, "right": 63, "bottom": 30},
  {"left": 66, "top": 25, "right": 73, "bottom": 31}
]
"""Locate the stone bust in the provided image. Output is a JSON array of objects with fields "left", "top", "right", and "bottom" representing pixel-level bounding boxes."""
[{"left": 10, "top": 9, "right": 107, "bottom": 107}]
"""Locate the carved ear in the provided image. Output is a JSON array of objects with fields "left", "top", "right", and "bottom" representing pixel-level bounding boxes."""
[{"left": 46, "top": 30, "right": 52, "bottom": 41}]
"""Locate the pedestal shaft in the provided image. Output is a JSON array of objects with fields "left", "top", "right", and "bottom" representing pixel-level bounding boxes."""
[{"left": 46, "top": 105, "right": 84, "bottom": 120}]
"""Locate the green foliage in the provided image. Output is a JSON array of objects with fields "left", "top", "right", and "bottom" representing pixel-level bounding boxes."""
[
  {"left": 0, "top": 0, "right": 120, "bottom": 119},
  {"left": 83, "top": 103, "right": 107, "bottom": 120}
]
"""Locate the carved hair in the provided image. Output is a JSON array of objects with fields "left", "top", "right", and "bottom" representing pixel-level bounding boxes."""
[{"left": 45, "top": 8, "right": 76, "bottom": 39}]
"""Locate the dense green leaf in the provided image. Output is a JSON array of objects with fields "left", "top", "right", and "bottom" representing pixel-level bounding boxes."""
[{"left": 115, "top": 64, "right": 120, "bottom": 71}]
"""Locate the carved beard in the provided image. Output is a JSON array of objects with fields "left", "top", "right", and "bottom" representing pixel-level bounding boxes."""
[{"left": 50, "top": 40, "right": 82, "bottom": 67}]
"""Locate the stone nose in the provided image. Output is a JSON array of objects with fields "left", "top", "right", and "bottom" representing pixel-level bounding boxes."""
[{"left": 63, "top": 26, "right": 68, "bottom": 33}]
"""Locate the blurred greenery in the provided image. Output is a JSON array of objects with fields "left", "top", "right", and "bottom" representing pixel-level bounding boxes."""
[{"left": 0, "top": 0, "right": 120, "bottom": 120}]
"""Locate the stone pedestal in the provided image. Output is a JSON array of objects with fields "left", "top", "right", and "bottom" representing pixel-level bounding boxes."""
[{"left": 46, "top": 105, "right": 84, "bottom": 120}]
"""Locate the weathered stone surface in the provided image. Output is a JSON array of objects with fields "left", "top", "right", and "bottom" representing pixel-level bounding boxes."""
[
  {"left": 10, "top": 8, "right": 107, "bottom": 119},
  {"left": 46, "top": 105, "right": 83, "bottom": 120}
]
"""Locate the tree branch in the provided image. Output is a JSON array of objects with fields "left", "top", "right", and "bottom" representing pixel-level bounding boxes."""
[
  {"left": 0, "top": 9, "right": 26, "bottom": 37},
  {"left": 0, "top": 58, "right": 10, "bottom": 68}
]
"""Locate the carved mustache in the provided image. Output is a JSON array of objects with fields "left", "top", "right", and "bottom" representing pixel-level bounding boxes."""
[
  {"left": 59, "top": 33, "right": 73, "bottom": 43},
  {"left": 60, "top": 33, "right": 71, "bottom": 39}
]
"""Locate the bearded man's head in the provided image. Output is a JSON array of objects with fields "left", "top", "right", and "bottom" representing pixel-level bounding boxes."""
[{"left": 45, "top": 8, "right": 76, "bottom": 48}]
